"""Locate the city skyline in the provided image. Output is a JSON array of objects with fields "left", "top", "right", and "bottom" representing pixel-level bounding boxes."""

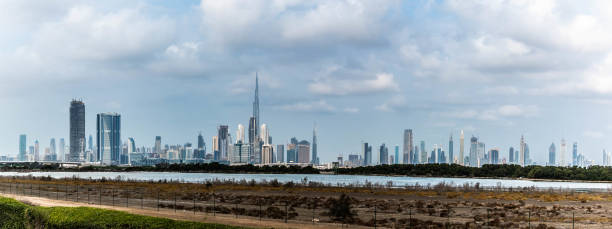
[{"left": 2, "top": 1, "right": 612, "bottom": 164}]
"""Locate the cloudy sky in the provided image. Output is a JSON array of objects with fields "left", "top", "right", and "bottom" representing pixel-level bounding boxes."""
[{"left": 2, "top": 0, "right": 612, "bottom": 164}]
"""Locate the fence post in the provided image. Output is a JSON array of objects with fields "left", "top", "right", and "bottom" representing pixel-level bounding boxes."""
[
  {"left": 284, "top": 201, "right": 288, "bottom": 223},
  {"left": 56, "top": 184, "right": 59, "bottom": 200},
  {"left": 99, "top": 186, "right": 102, "bottom": 206},
  {"left": 193, "top": 193, "right": 196, "bottom": 215},
  {"left": 235, "top": 201, "right": 238, "bottom": 218},
  {"left": 572, "top": 211, "right": 575, "bottom": 229},
  {"left": 447, "top": 206, "right": 450, "bottom": 229},
  {"left": 157, "top": 190, "right": 160, "bottom": 211},
  {"left": 65, "top": 183, "right": 68, "bottom": 201},
  {"left": 528, "top": 209, "right": 531, "bottom": 229},
  {"left": 409, "top": 207, "right": 412, "bottom": 228},
  {"left": 38, "top": 183, "right": 40, "bottom": 197},
  {"left": 374, "top": 205, "right": 377, "bottom": 229},
  {"left": 213, "top": 192, "right": 216, "bottom": 216},
  {"left": 259, "top": 199, "right": 262, "bottom": 221},
  {"left": 87, "top": 185, "right": 90, "bottom": 204},
  {"left": 486, "top": 208, "right": 489, "bottom": 227},
  {"left": 126, "top": 189, "right": 129, "bottom": 208},
  {"left": 141, "top": 188, "right": 144, "bottom": 209},
  {"left": 312, "top": 202, "right": 315, "bottom": 225},
  {"left": 174, "top": 192, "right": 177, "bottom": 213},
  {"left": 112, "top": 188, "right": 115, "bottom": 206},
  {"left": 76, "top": 185, "right": 79, "bottom": 202}
]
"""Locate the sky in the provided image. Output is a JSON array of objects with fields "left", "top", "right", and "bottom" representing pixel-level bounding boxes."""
[{"left": 2, "top": 0, "right": 612, "bottom": 164}]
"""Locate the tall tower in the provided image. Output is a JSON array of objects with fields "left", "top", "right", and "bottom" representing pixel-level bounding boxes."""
[
  {"left": 19, "top": 135, "right": 26, "bottom": 161},
  {"left": 459, "top": 130, "right": 464, "bottom": 166},
  {"left": 69, "top": 100, "right": 86, "bottom": 162},
  {"left": 97, "top": 112, "right": 121, "bottom": 165},
  {"left": 197, "top": 132, "right": 205, "bottom": 150},
  {"left": 403, "top": 129, "right": 413, "bottom": 164},
  {"left": 253, "top": 73, "right": 260, "bottom": 138},
  {"left": 549, "top": 143, "right": 556, "bottom": 166},
  {"left": 519, "top": 135, "right": 525, "bottom": 166},
  {"left": 469, "top": 136, "right": 478, "bottom": 167},
  {"left": 312, "top": 123, "right": 318, "bottom": 165},
  {"left": 448, "top": 133, "right": 454, "bottom": 164},
  {"left": 560, "top": 139, "right": 566, "bottom": 166},
  {"left": 572, "top": 142, "right": 578, "bottom": 166}
]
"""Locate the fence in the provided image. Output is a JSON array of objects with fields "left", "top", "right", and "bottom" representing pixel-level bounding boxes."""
[{"left": 0, "top": 178, "right": 605, "bottom": 228}]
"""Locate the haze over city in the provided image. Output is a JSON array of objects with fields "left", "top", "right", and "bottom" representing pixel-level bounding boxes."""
[{"left": 2, "top": 0, "right": 612, "bottom": 165}]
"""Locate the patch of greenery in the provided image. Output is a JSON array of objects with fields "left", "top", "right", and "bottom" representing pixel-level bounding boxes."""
[{"left": 0, "top": 197, "right": 247, "bottom": 229}]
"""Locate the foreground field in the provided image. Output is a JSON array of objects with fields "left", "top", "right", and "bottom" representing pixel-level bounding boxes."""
[
  {"left": 0, "top": 196, "right": 245, "bottom": 228},
  {"left": 3, "top": 176, "right": 612, "bottom": 228}
]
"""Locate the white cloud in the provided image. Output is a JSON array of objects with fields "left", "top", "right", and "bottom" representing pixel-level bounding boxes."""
[
  {"left": 280, "top": 100, "right": 337, "bottom": 113},
  {"left": 376, "top": 95, "right": 406, "bottom": 112},
  {"left": 445, "top": 104, "right": 539, "bottom": 121},
  {"left": 309, "top": 73, "right": 399, "bottom": 96}
]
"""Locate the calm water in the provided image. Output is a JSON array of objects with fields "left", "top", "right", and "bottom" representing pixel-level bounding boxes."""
[{"left": 0, "top": 171, "right": 610, "bottom": 190}]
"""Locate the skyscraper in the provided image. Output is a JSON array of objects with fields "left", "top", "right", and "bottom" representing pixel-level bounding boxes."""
[
  {"left": 297, "top": 140, "right": 310, "bottom": 164},
  {"left": 469, "top": 136, "right": 478, "bottom": 167},
  {"left": 154, "top": 136, "right": 162, "bottom": 154},
  {"left": 312, "top": 124, "right": 318, "bottom": 165},
  {"left": 363, "top": 142, "right": 372, "bottom": 166},
  {"left": 69, "top": 100, "right": 85, "bottom": 162},
  {"left": 509, "top": 147, "right": 514, "bottom": 164},
  {"left": 127, "top": 137, "right": 136, "bottom": 164},
  {"left": 420, "top": 141, "right": 426, "bottom": 163},
  {"left": 448, "top": 134, "right": 454, "bottom": 164},
  {"left": 59, "top": 138, "right": 65, "bottom": 162},
  {"left": 276, "top": 144, "right": 284, "bottom": 163},
  {"left": 572, "top": 142, "right": 578, "bottom": 166},
  {"left": 50, "top": 138, "right": 56, "bottom": 159},
  {"left": 519, "top": 135, "right": 525, "bottom": 166},
  {"left": 34, "top": 139, "right": 40, "bottom": 161},
  {"left": 88, "top": 134, "right": 93, "bottom": 151},
  {"left": 197, "top": 132, "right": 205, "bottom": 150},
  {"left": 459, "top": 130, "right": 464, "bottom": 166},
  {"left": 394, "top": 145, "right": 399, "bottom": 164},
  {"left": 560, "top": 139, "right": 566, "bottom": 166},
  {"left": 402, "top": 129, "right": 413, "bottom": 164},
  {"left": 490, "top": 148, "right": 499, "bottom": 164},
  {"left": 524, "top": 143, "right": 530, "bottom": 165},
  {"left": 236, "top": 125, "right": 244, "bottom": 143},
  {"left": 379, "top": 144, "right": 388, "bottom": 165},
  {"left": 217, "top": 125, "right": 229, "bottom": 161},
  {"left": 19, "top": 134, "right": 26, "bottom": 161},
  {"left": 287, "top": 138, "right": 298, "bottom": 163},
  {"left": 97, "top": 112, "right": 121, "bottom": 165},
  {"left": 253, "top": 73, "right": 260, "bottom": 140},
  {"left": 549, "top": 143, "right": 556, "bottom": 166}
]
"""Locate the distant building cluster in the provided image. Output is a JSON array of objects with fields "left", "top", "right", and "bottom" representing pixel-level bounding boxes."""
[{"left": 15, "top": 74, "right": 323, "bottom": 168}]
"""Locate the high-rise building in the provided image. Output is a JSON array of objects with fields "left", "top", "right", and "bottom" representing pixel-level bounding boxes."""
[
  {"left": 514, "top": 147, "right": 519, "bottom": 164},
  {"left": 519, "top": 135, "right": 525, "bottom": 166},
  {"left": 572, "top": 142, "right": 578, "bottom": 166},
  {"left": 448, "top": 134, "right": 454, "bottom": 164},
  {"left": 59, "top": 138, "right": 65, "bottom": 162},
  {"left": 603, "top": 149, "right": 610, "bottom": 166},
  {"left": 231, "top": 141, "right": 250, "bottom": 164},
  {"left": 394, "top": 145, "right": 399, "bottom": 164},
  {"left": 34, "top": 140, "right": 40, "bottom": 161},
  {"left": 236, "top": 125, "right": 245, "bottom": 144},
  {"left": 403, "top": 129, "right": 413, "bottom": 164},
  {"left": 490, "top": 148, "right": 499, "bottom": 164},
  {"left": 69, "top": 100, "right": 85, "bottom": 162},
  {"left": 379, "top": 144, "right": 388, "bottom": 165},
  {"left": 276, "top": 144, "right": 284, "bottom": 163},
  {"left": 560, "top": 139, "right": 566, "bottom": 166},
  {"left": 459, "top": 130, "right": 465, "bottom": 166},
  {"left": 96, "top": 112, "right": 121, "bottom": 165},
  {"left": 287, "top": 138, "right": 298, "bottom": 163},
  {"left": 297, "top": 140, "right": 310, "bottom": 164},
  {"left": 50, "top": 138, "right": 56, "bottom": 160},
  {"left": 217, "top": 125, "right": 229, "bottom": 161},
  {"left": 88, "top": 135, "right": 93, "bottom": 151},
  {"left": 19, "top": 135, "right": 26, "bottom": 161},
  {"left": 509, "top": 147, "right": 514, "bottom": 164},
  {"left": 549, "top": 143, "right": 556, "bottom": 166},
  {"left": 253, "top": 73, "right": 260, "bottom": 141},
  {"left": 312, "top": 124, "right": 319, "bottom": 165},
  {"left": 262, "top": 144, "right": 274, "bottom": 164},
  {"left": 420, "top": 141, "right": 426, "bottom": 163},
  {"left": 198, "top": 132, "right": 205, "bottom": 150},
  {"left": 469, "top": 136, "right": 478, "bottom": 167},
  {"left": 524, "top": 143, "right": 530, "bottom": 165},
  {"left": 363, "top": 142, "right": 372, "bottom": 166},
  {"left": 212, "top": 136, "right": 219, "bottom": 159},
  {"left": 154, "top": 136, "right": 162, "bottom": 154},
  {"left": 127, "top": 137, "right": 136, "bottom": 164},
  {"left": 477, "top": 142, "right": 485, "bottom": 165}
]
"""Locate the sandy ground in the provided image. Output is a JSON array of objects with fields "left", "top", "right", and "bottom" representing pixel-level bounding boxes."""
[{"left": 1, "top": 193, "right": 369, "bottom": 229}]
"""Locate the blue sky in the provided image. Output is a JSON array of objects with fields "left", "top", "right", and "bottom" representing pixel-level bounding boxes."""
[{"left": 2, "top": 0, "right": 612, "bottom": 164}]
